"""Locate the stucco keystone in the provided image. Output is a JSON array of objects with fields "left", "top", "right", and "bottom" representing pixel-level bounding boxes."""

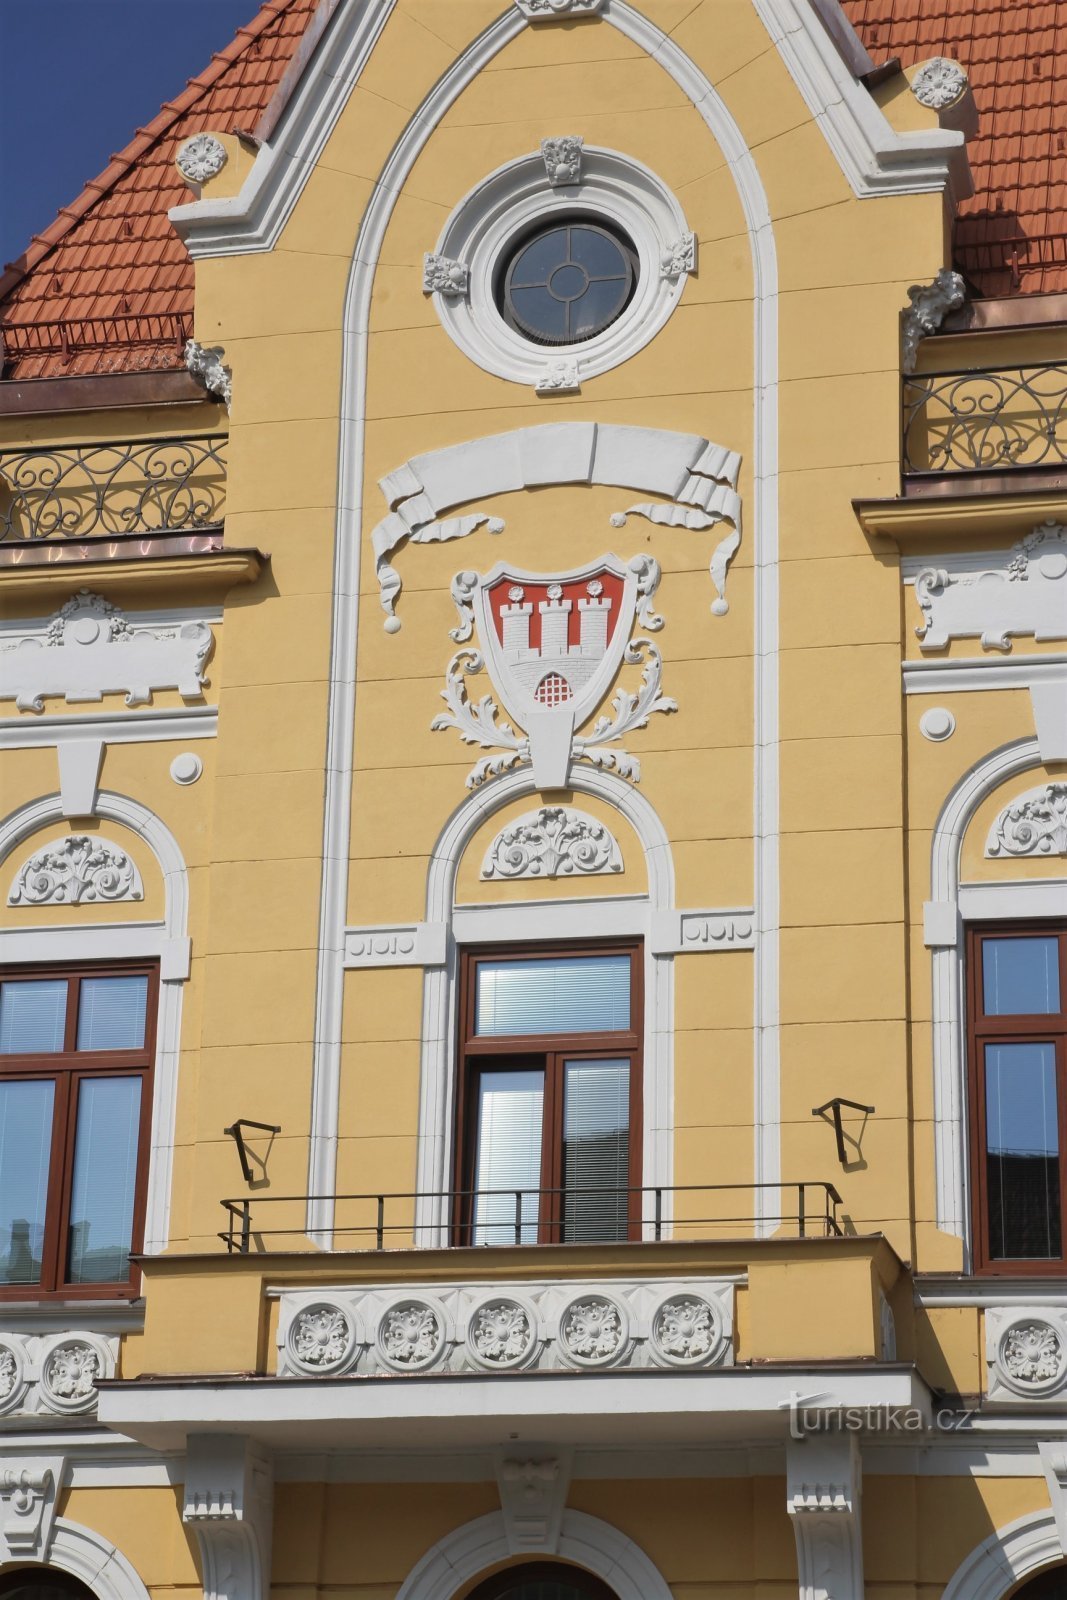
[{"left": 0, "top": 1457, "right": 65, "bottom": 1563}]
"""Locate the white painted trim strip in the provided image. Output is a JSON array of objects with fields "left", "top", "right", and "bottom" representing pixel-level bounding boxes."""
[
  {"left": 0, "top": 706, "right": 218, "bottom": 747},
  {"left": 903, "top": 657, "right": 1067, "bottom": 695},
  {"left": 958, "top": 881, "right": 1067, "bottom": 922}
]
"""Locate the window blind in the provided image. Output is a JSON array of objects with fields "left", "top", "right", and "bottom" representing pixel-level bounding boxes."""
[
  {"left": 0, "top": 980, "right": 67, "bottom": 1054},
  {"left": 983, "top": 937, "right": 1060, "bottom": 1015},
  {"left": 475, "top": 954, "right": 630, "bottom": 1036},
  {"left": 471, "top": 1069, "right": 544, "bottom": 1245},
  {"left": 76, "top": 976, "right": 148, "bottom": 1052},
  {"left": 562, "top": 1058, "right": 630, "bottom": 1243}
]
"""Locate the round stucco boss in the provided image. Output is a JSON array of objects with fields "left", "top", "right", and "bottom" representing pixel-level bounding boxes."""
[{"left": 176, "top": 133, "right": 227, "bottom": 185}]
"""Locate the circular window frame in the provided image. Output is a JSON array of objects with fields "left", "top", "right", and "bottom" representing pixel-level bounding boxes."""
[
  {"left": 498, "top": 217, "right": 638, "bottom": 346},
  {"left": 427, "top": 146, "right": 694, "bottom": 389}
]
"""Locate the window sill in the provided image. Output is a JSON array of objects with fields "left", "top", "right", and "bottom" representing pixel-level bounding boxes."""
[
  {"left": 0, "top": 1299, "right": 145, "bottom": 1335},
  {"left": 0, "top": 535, "right": 266, "bottom": 602}
]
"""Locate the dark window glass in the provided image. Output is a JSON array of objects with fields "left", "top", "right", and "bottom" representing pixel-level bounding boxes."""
[
  {"left": 465, "top": 1561, "right": 622, "bottom": 1600},
  {"left": 970, "top": 927, "right": 1067, "bottom": 1272},
  {"left": 1008, "top": 1566, "right": 1067, "bottom": 1600},
  {"left": 499, "top": 220, "right": 637, "bottom": 345}
]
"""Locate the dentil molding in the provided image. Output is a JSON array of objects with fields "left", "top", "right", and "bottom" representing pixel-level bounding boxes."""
[
  {"left": 343, "top": 922, "right": 447, "bottom": 969},
  {"left": 0, "top": 590, "right": 215, "bottom": 712},
  {"left": 986, "top": 783, "right": 1067, "bottom": 857},
  {"left": 0, "top": 1455, "right": 64, "bottom": 1563},
  {"left": 985, "top": 1305, "right": 1067, "bottom": 1404},
  {"left": 911, "top": 521, "right": 1067, "bottom": 653},
  {"left": 901, "top": 267, "right": 966, "bottom": 373},
  {"left": 481, "top": 806, "right": 623, "bottom": 880},
  {"left": 183, "top": 1436, "right": 273, "bottom": 1600},
  {"left": 652, "top": 908, "right": 756, "bottom": 952},
  {"left": 277, "top": 1278, "right": 735, "bottom": 1379},
  {"left": 8, "top": 834, "right": 144, "bottom": 907}
]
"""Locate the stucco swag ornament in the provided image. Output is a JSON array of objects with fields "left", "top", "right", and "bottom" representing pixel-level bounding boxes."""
[{"left": 434, "top": 553, "right": 674, "bottom": 788}]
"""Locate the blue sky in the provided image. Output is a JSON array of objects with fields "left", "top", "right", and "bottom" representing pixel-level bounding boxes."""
[{"left": 0, "top": 0, "right": 258, "bottom": 269}]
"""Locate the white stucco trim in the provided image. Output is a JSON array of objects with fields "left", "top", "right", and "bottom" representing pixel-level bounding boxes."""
[
  {"left": 304, "top": 3, "right": 783, "bottom": 1242},
  {"left": 5, "top": 1515, "right": 153, "bottom": 1600},
  {"left": 0, "top": 706, "right": 218, "bottom": 749},
  {"left": 959, "top": 881, "right": 1067, "bottom": 923},
  {"left": 751, "top": 0, "right": 970, "bottom": 200},
  {"left": 927, "top": 739, "right": 1043, "bottom": 1246},
  {"left": 395, "top": 1509, "right": 673, "bottom": 1600},
  {"left": 414, "top": 766, "right": 674, "bottom": 1243},
  {"left": 941, "top": 1511, "right": 1064, "bottom": 1600},
  {"left": 168, "top": 0, "right": 968, "bottom": 261},
  {"left": 0, "top": 791, "right": 190, "bottom": 1255},
  {"left": 903, "top": 657, "right": 1067, "bottom": 695}
]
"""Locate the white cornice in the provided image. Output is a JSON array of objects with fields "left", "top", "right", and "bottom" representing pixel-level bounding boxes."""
[{"left": 169, "top": 0, "right": 970, "bottom": 264}]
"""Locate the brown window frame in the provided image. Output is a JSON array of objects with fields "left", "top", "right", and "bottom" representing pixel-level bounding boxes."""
[
  {"left": 0, "top": 961, "right": 158, "bottom": 1301},
  {"left": 453, "top": 939, "right": 643, "bottom": 1246},
  {"left": 967, "top": 922, "right": 1067, "bottom": 1276}
]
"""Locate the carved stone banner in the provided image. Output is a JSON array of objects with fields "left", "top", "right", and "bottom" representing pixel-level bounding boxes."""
[
  {"left": 0, "top": 590, "right": 215, "bottom": 712},
  {"left": 481, "top": 806, "right": 623, "bottom": 880}
]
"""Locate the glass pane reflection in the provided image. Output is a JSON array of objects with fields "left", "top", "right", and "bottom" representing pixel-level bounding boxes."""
[
  {"left": 983, "top": 937, "right": 1060, "bottom": 1015},
  {"left": 985, "top": 1041, "right": 1061, "bottom": 1259},
  {"left": 0, "top": 1080, "right": 55, "bottom": 1285}
]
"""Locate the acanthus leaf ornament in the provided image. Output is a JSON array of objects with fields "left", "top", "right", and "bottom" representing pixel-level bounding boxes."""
[
  {"left": 998, "top": 1320, "right": 1066, "bottom": 1392},
  {"left": 176, "top": 133, "right": 227, "bottom": 186},
  {"left": 185, "top": 339, "right": 232, "bottom": 410},
  {"left": 8, "top": 835, "right": 143, "bottom": 907},
  {"left": 986, "top": 784, "right": 1067, "bottom": 857},
  {"left": 423, "top": 253, "right": 469, "bottom": 297},
  {"left": 901, "top": 268, "right": 966, "bottom": 373},
  {"left": 481, "top": 806, "right": 623, "bottom": 880},
  {"left": 559, "top": 1297, "right": 625, "bottom": 1365},
  {"left": 910, "top": 57, "right": 968, "bottom": 110},
  {"left": 433, "top": 555, "right": 675, "bottom": 788},
  {"left": 516, "top": 0, "right": 604, "bottom": 15},
  {"left": 535, "top": 359, "right": 580, "bottom": 394},
  {"left": 912, "top": 521, "right": 1067, "bottom": 652},
  {"left": 659, "top": 231, "right": 696, "bottom": 279},
  {"left": 540, "top": 135, "right": 583, "bottom": 187}
]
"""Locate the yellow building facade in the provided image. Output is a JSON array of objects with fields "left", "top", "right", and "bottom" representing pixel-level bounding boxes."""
[{"left": 1, "top": 7, "right": 1066, "bottom": 1600}]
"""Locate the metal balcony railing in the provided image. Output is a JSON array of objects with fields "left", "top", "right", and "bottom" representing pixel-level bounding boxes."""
[
  {"left": 0, "top": 434, "right": 227, "bottom": 541},
  {"left": 219, "top": 1181, "right": 844, "bottom": 1254},
  {"left": 902, "top": 360, "right": 1067, "bottom": 481}
]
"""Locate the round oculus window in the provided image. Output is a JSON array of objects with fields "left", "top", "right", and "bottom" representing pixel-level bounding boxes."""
[{"left": 498, "top": 219, "right": 637, "bottom": 346}]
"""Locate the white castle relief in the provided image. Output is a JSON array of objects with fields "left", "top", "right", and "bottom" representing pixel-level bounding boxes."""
[{"left": 498, "top": 580, "right": 613, "bottom": 706}]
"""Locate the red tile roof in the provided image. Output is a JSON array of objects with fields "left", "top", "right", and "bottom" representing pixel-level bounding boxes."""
[
  {"left": 0, "top": 0, "right": 1060, "bottom": 382},
  {"left": 841, "top": 0, "right": 1067, "bottom": 297},
  {"left": 0, "top": 0, "right": 316, "bottom": 380}
]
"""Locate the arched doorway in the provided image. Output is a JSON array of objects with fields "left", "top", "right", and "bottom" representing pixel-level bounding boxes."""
[
  {"left": 0, "top": 1571, "right": 101, "bottom": 1600},
  {"left": 464, "top": 1563, "right": 621, "bottom": 1600},
  {"left": 1010, "top": 1568, "right": 1067, "bottom": 1600}
]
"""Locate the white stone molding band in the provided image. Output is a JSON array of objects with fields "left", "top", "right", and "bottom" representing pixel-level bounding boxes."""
[
  {"left": 0, "top": 791, "right": 191, "bottom": 1255},
  {"left": 941, "top": 1511, "right": 1064, "bottom": 1600},
  {"left": 372, "top": 422, "right": 741, "bottom": 627},
  {"left": 303, "top": 0, "right": 783, "bottom": 1243},
  {"left": 0, "top": 1514, "right": 154, "bottom": 1600},
  {"left": 926, "top": 738, "right": 1042, "bottom": 1245},
  {"left": 394, "top": 1509, "right": 674, "bottom": 1600}
]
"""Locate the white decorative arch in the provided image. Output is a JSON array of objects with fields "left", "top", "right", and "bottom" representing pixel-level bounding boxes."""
[
  {"left": 414, "top": 768, "right": 674, "bottom": 1240},
  {"left": 2, "top": 1516, "right": 153, "bottom": 1600},
  {"left": 941, "top": 1510, "right": 1064, "bottom": 1600},
  {"left": 0, "top": 790, "right": 190, "bottom": 1254},
  {"left": 304, "top": 0, "right": 783, "bottom": 1245},
  {"left": 395, "top": 1509, "right": 673, "bottom": 1600},
  {"left": 926, "top": 739, "right": 1044, "bottom": 1245}
]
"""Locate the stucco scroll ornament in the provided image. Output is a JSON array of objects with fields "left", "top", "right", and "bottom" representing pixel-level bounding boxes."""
[
  {"left": 436, "top": 553, "right": 675, "bottom": 789},
  {"left": 610, "top": 440, "right": 743, "bottom": 614},
  {"left": 185, "top": 339, "right": 232, "bottom": 410},
  {"left": 913, "top": 521, "right": 1067, "bottom": 652},
  {"left": 901, "top": 267, "right": 966, "bottom": 373},
  {"left": 516, "top": 0, "right": 604, "bottom": 15},
  {"left": 0, "top": 589, "right": 215, "bottom": 711},
  {"left": 541, "top": 136, "right": 583, "bottom": 186},
  {"left": 987, "top": 783, "right": 1067, "bottom": 857},
  {"left": 8, "top": 835, "right": 143, "bottom": 907},
  {"left": 911, "top": 58, "right": 968, "bottom": 110},
  {"left": 481, "top": 805, "right": 623, "bottom": 880}
]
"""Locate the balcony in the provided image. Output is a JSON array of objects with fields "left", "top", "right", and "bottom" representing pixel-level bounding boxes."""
[
  {"left": 902, "top": 359, "right": 1067, "bottom": 495},
  {"left": 219, "top": 1181, "right": 845, "bottom": 1254},
  {"left": 0, "top": 433, "right": 227, "bottom": 544}
]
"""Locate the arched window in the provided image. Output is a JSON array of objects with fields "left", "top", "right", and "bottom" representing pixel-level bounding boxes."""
[
  {"left": 1010, "top": 1566, "right": 1067, "bottom": 1600},
  {"left": 0, "top": 1571, "right": 102, "bottom": 1600},
  {"left": 464, "top": 1562, "right": 621, "bottom": 1600}
]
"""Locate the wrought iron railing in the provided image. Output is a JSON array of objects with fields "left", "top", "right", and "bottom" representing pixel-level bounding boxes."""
[
  {"left": 218, "top": 1181, "right": 844, "bottom": 1254},
  {"left": 902, "top": 361, "right": 1067, "bottom": 479},
  {"left": 0, "top": 434, "right": 227, "bottom": 541}
]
